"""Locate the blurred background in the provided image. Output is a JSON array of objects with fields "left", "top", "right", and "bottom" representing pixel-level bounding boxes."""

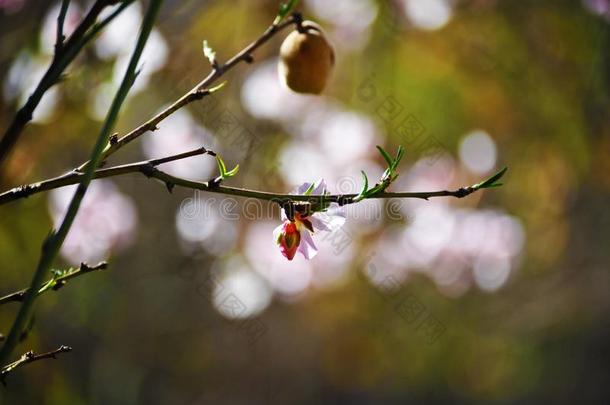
[{"left": 0, "top": 0, "right": 609, "bottom": 403}]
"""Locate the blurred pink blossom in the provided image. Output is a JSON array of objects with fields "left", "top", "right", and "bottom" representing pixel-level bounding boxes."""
[{"left": 49, "top": 180, "right": 138, "bottom": 265}]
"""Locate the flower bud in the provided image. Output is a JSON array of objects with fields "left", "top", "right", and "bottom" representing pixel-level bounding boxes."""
[
  {"left": 278, "top": 21, "right": 334, "bottom": 94},
  {"left": 277, "top": 221, "right": 301, "bottom": 260}
]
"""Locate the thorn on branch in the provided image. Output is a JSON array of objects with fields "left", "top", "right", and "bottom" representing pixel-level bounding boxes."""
[
  {"left": 244, "top": 54, "right": 254, "bottom": 64},
  {"left": 140, "top": 163, "right": 157, "bottom": 178},
  {"left": 165, "top": 182, "right": 175, "bottom": 194}
]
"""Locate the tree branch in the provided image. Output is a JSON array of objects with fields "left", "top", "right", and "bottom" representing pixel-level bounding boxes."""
[
  {"left": 0, "top": 0, "right": 134, "bottom": 171},
  {"left": 0, "top": 0, "right": 163, "bottom": 370},
  {"left": 0, "top": 147, "right": 214, "bottom": 204},
  {"left": 146, "top": 169, "right": 500, "bottom": 207},
  {"left": 1, "top": 345, "right": 72, "bottom": 386},
  {"left": 0, "top": 147, "right": 505, "bottom": 208},
  {"left": 0, "top": 262, "right": 107, "bottom": 306}
]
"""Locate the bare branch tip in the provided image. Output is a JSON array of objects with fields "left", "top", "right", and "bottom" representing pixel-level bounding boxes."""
[{"left": 1, "top": 345, "right": 73, "bottom": 385}]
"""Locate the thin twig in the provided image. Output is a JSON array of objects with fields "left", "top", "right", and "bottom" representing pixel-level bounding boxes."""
[
  {"left": 147, "top": 169, "right": 491, "bottom": 206},
  {"left": 0, "top": 0, "right": 163, "bottom": 369},
  {"left": 0, "top": 0, "right": 133, "bottom": 171},
  {"left": 1, "top": 345, "right": 72, "bottom": 386},
  {"left": 0, "top": 262, "right": 107, "bottom": 306},
  {"left": 0, "top": 147, "right": 214, "bottom": 204},
  {"left": 55, "top": 0, "right": 71, "bottom": 53}
]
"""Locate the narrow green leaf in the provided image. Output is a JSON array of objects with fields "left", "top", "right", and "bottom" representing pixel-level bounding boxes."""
[
  {"left": 381, "top": 168, "right": 391, "bottom": 180},
  {"left": 273, "top": 0, "right": 299, "bottom": 25},
  {"left": 472, "top": 167, "right": 508, "bottom": 189},
  {"left": 354, "top": 171, "right": 369, "bottom": 202},
  {"left": 225, "top": 164, "right": 240, "bottom": 178},
  {"left": 376, "top": 145, "right": 394, "bottom": 168},
  {"left": 215, "top": 155, "right": 239, "bottom": 179},
  {"left": 208, "top": 81, "right": 227, "bottom": 94},
  {"left": 215, "top": 155, "right": 227, "bottom": 177},
  {"left": 303, "top": 182, "right": 316, "bottom": 196},
  {"left": 393, "top": 145, "right": 405, "bottom": 169}
]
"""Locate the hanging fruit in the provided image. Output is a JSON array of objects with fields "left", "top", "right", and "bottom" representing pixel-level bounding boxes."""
[{"left": 278, "top": 21, "right": 334, "bottom": 95}]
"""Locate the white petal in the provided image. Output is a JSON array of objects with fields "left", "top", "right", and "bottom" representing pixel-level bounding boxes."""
[
  {"left": 326, "top": 202, "right": 347, "bottom": 218},
  {"left": 298, "top": 230, "right": 318, "bottom": 260},
  {"left": 311, "top": 210, "right": 346, "bottom": 232},
  {"left": 294, "top": 182, "right": 314, "bottom": 195},
  {"left": 311, "top": 178, "right": 327, "bottom": 195},
  {"left": 309, "top": 215, "right": 332, "bottom": 232},
  {"left": 292, "top": 178, "right": 327, "bottom": 196},
  {"left": 272, "top": 223, "right": 284, "bottom": 242}
]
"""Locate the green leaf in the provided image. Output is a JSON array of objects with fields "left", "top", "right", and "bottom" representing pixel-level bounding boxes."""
[
  {"left": 216, "top": 155, "right": 227, "bottom": 177},
  {"left": 392, "top": 145, "right": 405, "bottom": 170},
  {"left": 274, "top": 0, "right": 299, "bottom": 25},
  {"left": 376, "top": 145, "right": 394, "bottom": 168},
  {"left": 202, "top": 40, "right": 216, "bottom": 65},
  {"left": 208, "top": 81, "right": 227, "bottom": 94},
  {"left": 354, "top": 171, "right": 369, "bottom": 202},
  {"left": 303, "top": 182, "right": 316, "bottom": 196},
  {"left": 472, "top": 167, "right": 508, "bottom": 190},
  {"left": 225, "top": 164, "right": 240, "bottom": 177},
  {"left": 215, "top": 155, "right": 239, "bottom": 179}
]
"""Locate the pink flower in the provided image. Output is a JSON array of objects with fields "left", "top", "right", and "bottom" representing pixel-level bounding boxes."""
[{"left": 273, "top": 180, "right": 346, "bottom": 261}]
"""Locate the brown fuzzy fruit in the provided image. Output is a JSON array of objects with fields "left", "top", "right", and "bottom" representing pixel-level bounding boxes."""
[{"left": 278, "top": 21, "right": 334, "bottom": 95}]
